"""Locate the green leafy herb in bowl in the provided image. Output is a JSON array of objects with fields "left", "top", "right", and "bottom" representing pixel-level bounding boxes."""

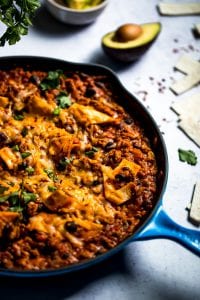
[
  {"left": 44, "top": 0, "right": 108, "bottom": 25},
  {"left": 65, "top": 0, "right": 103, "bottom": 10}
]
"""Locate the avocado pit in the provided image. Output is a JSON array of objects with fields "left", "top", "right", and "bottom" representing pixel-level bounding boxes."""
[{"left": 114, "top": 24, "right": 143, "bottom": 43}]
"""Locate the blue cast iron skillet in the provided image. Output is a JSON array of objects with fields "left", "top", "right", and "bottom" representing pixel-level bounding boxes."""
[{"left": 0, "top": 56, "right": 199, "bottom": 278}]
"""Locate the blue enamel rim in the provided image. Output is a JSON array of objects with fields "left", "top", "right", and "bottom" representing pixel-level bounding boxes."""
[{"left": 0, "top": 55, "right": 168, "bottom": 277}]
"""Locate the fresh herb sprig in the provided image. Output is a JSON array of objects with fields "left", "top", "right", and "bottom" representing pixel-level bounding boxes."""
[
  {"left": 40, "top": 70, "right": 63, "bottom": 91},
  {"left": 53, "top": 91, "right": 71, "bottom": 116},
  {"left": 0, "top": 0, "right": 41, "bottom": 46},
  {"left": 178, "top": 149, "right": 197, "bottom": 166},
  {"left": 56, "top": 92, "right": 71, "bottom": 109}
]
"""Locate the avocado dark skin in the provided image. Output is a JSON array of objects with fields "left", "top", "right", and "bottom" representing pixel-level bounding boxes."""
[
  {"left": 102, "top": 41, "right": 156, "bottom": 62},
  {"left": 102, "top": 23, "right": 161, "bottom": 62}
]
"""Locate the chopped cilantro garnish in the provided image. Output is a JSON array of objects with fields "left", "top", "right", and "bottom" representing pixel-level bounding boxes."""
[
  {"left": 9, "top": 191, "right": 21, "bottom": 206},
  {"left": 21, "top": 127, "right": 28, "bottom": 137},
  {"left": 56, "top": 92, "right": 71, "bottom": 109},
  {"left": 0, "top": 185, "right": 8, "bottom": 194},
  {"left": 48, "top": 186, "right": 57, "bottom": 192},
  {"left": 178, "top": 149, "right": 197, "bottom": 166},
  {"left": 21, "top": 152, "right": 31, "bottom": 159},
  {"left": 40, "top": 70, "right": 63, "bottom": 91},
  {"left": 53, "top": 107, "right": 61, "bottom": 116},
  {"left": 10, "top": 206, "right": 24, "bottom": 212},
  {"left": 0, "top": 189, "right": 36, "bottom": 211},
  {"left": 44, "top": 169, "right": 58, "bottom": 182},
  {"left": 0, "top": 191, "right": 19, "bottom": 204},
  {"left": 57, "top": 157, "right": 73, "bottom": 171},
  {"left": 22, "top": 191, "right": 37, "bottom": 204},
  {"left": 14, "top": 114, "right": 24, "bottom": 121},
  {"left": 85, "top": 147, "right": 98, "bottom": 158},
  {"left": 25, "top": 166, "right": 35, "bottom": 175},
  {"left": 12, "top": 145, "right": 20, "bottom": 152}
]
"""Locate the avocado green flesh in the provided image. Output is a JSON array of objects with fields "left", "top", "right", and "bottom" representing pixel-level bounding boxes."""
[
  {"left": 66, "top": 0, "right": 102, "bottom": 9},
  {"left": 102, "top": 23, "right": 161, "bottom": 49}
]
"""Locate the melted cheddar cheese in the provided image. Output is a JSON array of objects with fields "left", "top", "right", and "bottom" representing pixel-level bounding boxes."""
[{"left": 0, "top": 68, "right": 157, "bottom": 271}]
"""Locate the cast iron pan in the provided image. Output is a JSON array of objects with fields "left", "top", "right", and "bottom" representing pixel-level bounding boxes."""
[{"left": 0, "top": 56, "right": 199, "bottom": 277}]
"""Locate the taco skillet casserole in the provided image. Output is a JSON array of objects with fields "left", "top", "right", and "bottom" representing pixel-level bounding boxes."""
[{"left": 0, "top": 68, "right": 157, "bottom": 270}]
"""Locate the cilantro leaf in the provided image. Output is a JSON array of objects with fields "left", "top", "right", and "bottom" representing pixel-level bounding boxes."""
[
  {"left": 22, "top": 191, "right": 37, "bottom": 204},
  {"left": 56, "top": 92, "right": 71, "bottom": 109},
  {"left": 0, "top": 191, "right": 19, "bottom": 204},
  {"left": 44, "top": 169, "right": 58, "bottom": 182},
  {"left": 12, "top": 145, "right": 20, "bottom": 152},
  {"left": 21, "top": 127, "right": 28, "bottom": 137},
  {"left": 178, "top": 149, "right": 197, "bottom": 166},
  {"left": 8, "top": 191, "right": 20, "bottom": 206},
  {"left": 48, "top": 186, "right": 57, "bottom": 192},
  {"left": 57, "top": 157, "right": 73, "bottom": 171},
  {"left": 14, "top": 113, "right": 24, "bottom": 120},
  {"left": 25, "top": 166, "right": 35, "bottom": 175},
  {"left": 85, "top": 147, "right": 98, "bottom": 158},
  {"left": 0, "top": 185, "right": 9, "bottom": 194},
  {"left": 40, "top": 70, "right": 63, "bottom": 91},
  {"left": 0, "top": 189, "right": 37, "bottom": 211},
  {"left": 21, "top": 151, "right": 31, "bottom": 159},
  {"left": 53, "top": 107, "right": 61, "bottom": 116}
]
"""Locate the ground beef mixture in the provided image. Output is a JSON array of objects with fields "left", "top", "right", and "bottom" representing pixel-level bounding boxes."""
[{"left": 0, "top": 68, "right": 157, "bottom": 270}]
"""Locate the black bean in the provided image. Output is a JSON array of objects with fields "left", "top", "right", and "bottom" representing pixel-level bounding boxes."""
[
  {"left": 115, "top": 173, "right": 127, "bottom": 182},
  {"left": 61, "top": 253, "right": 69, "bottom": 259},
  {"left": 124, "top": 117, "right": 133, "bottom": 125},
  {"left": 2, "top": 224, "right": 12, "bottom": 240},
  {"left": 30, "top": 75, "right": 40, "bottom": 85},
  {"left": 65, "top": 221, "right": 77, "bottom": 233},
  {"left": 85, "top": 87, "right": 96, "bottom": 98},
  {"left": 105, "top": 141, "right": 116, "bottom": 151},
  {"left": 92, "top": 180, "right": 100, "bottom": 186},
  {"left": 18, "top": 162, "right": 28, "bottom": 170},
  {"left": 0, "top": 132, "right": 8, "bottom": 146}
]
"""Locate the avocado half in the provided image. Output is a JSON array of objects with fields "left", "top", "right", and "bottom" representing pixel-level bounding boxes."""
[{"left": 102, "top": 22, "right": 161, "bottom": 62}]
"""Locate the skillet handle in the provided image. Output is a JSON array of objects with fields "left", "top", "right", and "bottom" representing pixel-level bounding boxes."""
[{"left": 133, "top": 202, "right": 200, "bottom": 256}]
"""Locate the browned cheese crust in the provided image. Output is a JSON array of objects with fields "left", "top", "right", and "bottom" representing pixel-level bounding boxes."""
[{"left": 0, "top": 68, "right": 157, "bottom": 270}]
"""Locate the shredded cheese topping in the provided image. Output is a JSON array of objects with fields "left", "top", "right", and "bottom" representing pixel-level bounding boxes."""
[{"left": 0, "top": 68, "right": 157, "bottom": 270}]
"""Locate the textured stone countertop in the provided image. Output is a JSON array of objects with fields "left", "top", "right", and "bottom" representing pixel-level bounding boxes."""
[{"left": 0, "top": 0, "right": 199, "bottom": 299}]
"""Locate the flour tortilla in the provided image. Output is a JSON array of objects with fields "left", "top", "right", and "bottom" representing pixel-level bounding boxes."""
[
  {"left": 170, "top": 72, "right": 200, "bottom": 95},
  {"left": 179, "top": 116, "right": 200, "bottom": 147},
  {"left": 195, "top": 23, "right": 200, "bottom": 35},
  {"left": 174, "top": 54, "right": 200, "bottom": 75},
  {"left": 158, "top": 3, "right": 200, "bottom": 15},
  {"left": 189, "top": 182, "right": 200, "bottom": 225},
  {"left": 171, "top": 93, "right": 200, "bottom": 117}
]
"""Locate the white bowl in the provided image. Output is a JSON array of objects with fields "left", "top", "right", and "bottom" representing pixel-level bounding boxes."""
[{"left": 44, "top": 0, "right": 108, "bottom": 25}]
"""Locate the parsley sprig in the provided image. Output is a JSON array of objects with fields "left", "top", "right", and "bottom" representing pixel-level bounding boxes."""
[{"left": 0, "top": 0, "right": 41, "bottom": 46}]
